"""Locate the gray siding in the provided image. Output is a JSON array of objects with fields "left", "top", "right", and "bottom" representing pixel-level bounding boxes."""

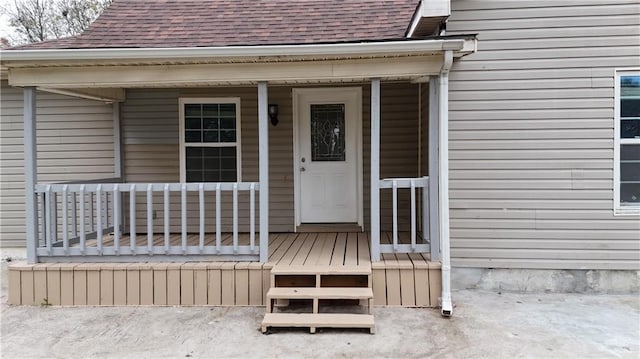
[
  {"left": 446, "top": 0, "right": 640, "bottom": 269},
  {"left": 121, "top": 83, "right": 421, "bottom": 233},
  {"left": 0, "top": 81, "right": 115, "bottom": 247}
]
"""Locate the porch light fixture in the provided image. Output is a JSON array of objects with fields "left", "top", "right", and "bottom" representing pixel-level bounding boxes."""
[{"left": 268, "top": 104, "right": 279, "bottom": 126}]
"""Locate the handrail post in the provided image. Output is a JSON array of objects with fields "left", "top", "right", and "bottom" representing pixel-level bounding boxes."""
[
  {"left": 370, "top": 78, "right": 381, "bottom": 262},
  {"left": 24, "top": 87, "right": 38, "bottom": 263},
  {"left": 258, "top": 81, "right": 270, "bottom": 262}
]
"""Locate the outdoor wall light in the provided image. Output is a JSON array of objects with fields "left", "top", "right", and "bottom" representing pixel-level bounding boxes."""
[{"left": 268, "top": 104, "right": 279, "bottom": 126}]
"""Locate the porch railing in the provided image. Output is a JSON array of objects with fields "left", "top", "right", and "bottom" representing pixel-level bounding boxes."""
[
  {"left": 33, "top": 180, "right": 261, "bottom": 261},
  {"left": 378, "top": 176, "right": 430, "bottom": 253}
]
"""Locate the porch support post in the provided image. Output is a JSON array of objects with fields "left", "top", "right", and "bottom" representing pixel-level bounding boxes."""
[
  {"left": 24, "top": 86, "right": 38, "bottom": 263},
  {"left": 258, "top": 81, "right": 269, "bottom": 263},
  {"left": 370, "top": 78, "right": 381, "bottom": 262},
  {"left": 428, "top": 76, "right": 441, "bottom": 260},
  {"left": 438, "top": 51, "right": 453, "bottom": 316},
  {"left": 112, "top": 102, "right": 124, "bottom": 235}
]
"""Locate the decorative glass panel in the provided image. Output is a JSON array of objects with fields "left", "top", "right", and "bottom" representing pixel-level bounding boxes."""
[
  {"left": 310, "top": 104, "right": 345, "bottom": 162},
  {"left": 185, "top": 146, "right": 237, "bottom": 182}
]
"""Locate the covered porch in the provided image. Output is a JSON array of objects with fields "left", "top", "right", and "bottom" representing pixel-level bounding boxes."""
[{"left": 4, "top": 38, "right": 476, "bottom": 315}]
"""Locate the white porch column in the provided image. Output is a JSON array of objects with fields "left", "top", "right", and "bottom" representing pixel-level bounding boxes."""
[
  {"left": 24, "top": 87, "right": 38, "bottom": 263},
  {"left": 370, "top": 78, "right": 381, "bottom": 262},
  {"left": 258, "top": 82, "right": 269, "bottom": 262},
  {"left": 438, "top": 51, "right": 453, "bottom": 316},
  {"left": 428, "top": 76, "right": 441, "bottom": 260}
]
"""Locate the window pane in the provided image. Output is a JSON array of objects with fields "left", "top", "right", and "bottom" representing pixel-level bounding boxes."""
[
  {"left": 185, "top": 130, "right": 201, "bottom": 142},
  {"left": 202, "top": 104, "right": 218, "bottom": 117},
  {"left": 186, "top": 170, "right": 203, "bottom": 182},
  {"left": 310, "top": 104, "right": 345, "bottom": 161},
  {"left": 621, "top": 162, "right": 640, "bottom": 182},
  {"left": 621, "top": 144, "right": 640, "bottom": 161},
  {"left": 221, "top": 157, "right": 237, "bottom": 170},
  {"left": 621, "top": 120, "right": 640, "bottom": 139},
  {"left": 621, "top": 99, "right": 640, "bottom": 119},
  {"left": 203, "top": 118, "right": 219, "bottom": 130},
  {"left": 204, "top": 170, "right": 220, "bottom": 182},
  {"left": 621, "top": 183, "right": 640, "bottom": 204},
  {"left": 185, "top": 118, "right": 201, "bottom": 130},
  {"left": 220, "top": 147, "right": 236, "bottom": 156},
  {"left": 203, "top": 130, "right": 219, "bottom": 142},
  {"left": 219, "top": 104, "right": 236, "bottom": 118},
  {"left": 220, "top": 170, "right": 237, "bottom": 182},
  {"left": 185, "top": 104, "right": 201, "bottom": 117},
  {"left": 621, "top": 76, "right": 640, "bottom": 97},
  {"left": 220, "top": 130, "right": 236, "bottom": 142},
  {"left": 186, "top": 157, "right": 203, "bottom": 171},
  {"left": 220, "top": 118, "right": 236, "bottom": 130}
]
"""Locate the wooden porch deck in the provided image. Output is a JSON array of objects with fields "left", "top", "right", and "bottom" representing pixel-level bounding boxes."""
[{"left": 9, "top": 232, "right": 441, "bottom": 308}]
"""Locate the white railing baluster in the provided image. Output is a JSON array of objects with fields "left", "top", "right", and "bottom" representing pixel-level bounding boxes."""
[
  {"left": 216, "top": 183, "right": 221, "bottom": 253},
  {"left": 392, "top": 180, "right": 398, "bottom": 252},
  {"left": 233, "top": 182, "right": 238, "bottom": 253},
  {"left": 129, "top": 184, "right": 136, "bottom": 254},
  {"left": 102, "top": 191, "right": 108, "bottom": 231},
  {"left": 45, "top": 185, "right": 52, "bottom": 255},
  {"left": 181, "top": 183, "right": 187, "bottom": 254},
  {"left": 79, "top": 185, "right": 86, "bottom": 254},
  {"left": 164, "top": 184, "right": 170, "bottom": 254},
  {"left": 40, "top": 193, "right": 46, "bottom": 247},
  {"left": 146, "top": 184, "right": 153, "bottom": 255},
  {"left": 96, "top": 184, "right": 103, "bottom": 255},
  {"left": 250, "top": 183, "right": 255, "bottom": 252},
  {"left": 89, "top": 192, "right": 95, "bottom": 232},
  {"left": 62, "top": 185, "right": 69, "bottom": 255},
  {"left": 422, "top": 177, "right": 430, "bottom": 244},
  {"left": 199, "top": 183, "right": 205, "bottom": 254},
  {"left": 71, "top": 192, "right": 77, "bottom": 239},
  {"left": 51, "top": 192, "right": 58, "bottom": 244},
  {"left": 410, "top": 180, "right": 416, "bottom": 252},
  {"left": 113, "top": 184, "right": 120, "bottom": 255}
]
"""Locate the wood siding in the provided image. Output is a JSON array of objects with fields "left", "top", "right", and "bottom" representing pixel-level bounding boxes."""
[
  {"left": 0, "top": 81, "right": 115, "bottom": 247},
  {"left": 121, "top": 83, "right": 421, "bottom": 233},
  {"left": 446, "top": 0, "right": 640, "bottom": 269}
]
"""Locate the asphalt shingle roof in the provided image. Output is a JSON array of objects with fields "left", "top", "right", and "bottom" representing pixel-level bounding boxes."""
[{"left": 15, "top": 0, "right": 419, "bottom": 49}]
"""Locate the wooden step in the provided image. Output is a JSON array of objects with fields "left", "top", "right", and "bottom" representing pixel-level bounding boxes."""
[
  {"left": 267, "top": 287, "right": 373, "bottom": 300},
  {"left": 271, "top": 265, "right": 371, "bottom": 275},
  {"left": 261, "top": 313, "right": 375, "bottom": 334}
]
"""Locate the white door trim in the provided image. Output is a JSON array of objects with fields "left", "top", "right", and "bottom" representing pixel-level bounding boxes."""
[{"left": 292, "top": 87, "right": 363, "bottom": 230}]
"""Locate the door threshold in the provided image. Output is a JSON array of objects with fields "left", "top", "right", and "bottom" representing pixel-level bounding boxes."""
[{"left": 297, "top": 223, "right": 363, "bottom": 233}]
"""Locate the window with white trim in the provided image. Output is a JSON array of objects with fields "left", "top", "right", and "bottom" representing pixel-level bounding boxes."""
[
  {"left": 614, "top": 71, "right": 640, "bottom": 214},
  {"left": 179, "top": 98, "right": 241, "bottom": 182}
]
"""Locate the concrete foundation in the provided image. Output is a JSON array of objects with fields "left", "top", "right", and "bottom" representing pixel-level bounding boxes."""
[{"left": 452, "top": 267, "right": 640, "bottom": 294}]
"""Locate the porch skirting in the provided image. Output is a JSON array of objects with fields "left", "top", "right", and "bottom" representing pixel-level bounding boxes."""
[{"left": 8, "top": 259, "right": 441, "bottom": 308}]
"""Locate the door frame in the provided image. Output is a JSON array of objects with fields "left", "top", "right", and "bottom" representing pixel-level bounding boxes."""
[{"left": 292, "top": 87, "right": 364, "bottom": 230}]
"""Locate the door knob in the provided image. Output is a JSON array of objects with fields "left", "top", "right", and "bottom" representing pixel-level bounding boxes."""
[{"left": 301, "top": 167, "right": 306, "bottom": 172}]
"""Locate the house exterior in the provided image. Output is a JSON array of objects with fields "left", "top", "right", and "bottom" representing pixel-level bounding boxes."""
[{"left": 1, "top": 0, "right": 639, "bottom": 329}]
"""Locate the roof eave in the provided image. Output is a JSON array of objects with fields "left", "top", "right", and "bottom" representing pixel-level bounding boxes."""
[{"left": 0, "top": 38, "right": 475, "bottom": 64}]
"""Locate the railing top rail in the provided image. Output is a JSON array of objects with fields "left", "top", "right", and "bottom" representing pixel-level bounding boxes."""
[
  {"left": 35, "top": 182, "right": 260, "bottom": 193},
  {"left": 379, "top": 176, "right": 429, "bottom": 188},
  {"left": 48, "top": 177, "right": 123, "bottom": 185}
]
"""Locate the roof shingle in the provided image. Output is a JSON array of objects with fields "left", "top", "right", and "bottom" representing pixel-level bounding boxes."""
[{"left": 14, "top": 0, "right": 419, "bottom": 50}]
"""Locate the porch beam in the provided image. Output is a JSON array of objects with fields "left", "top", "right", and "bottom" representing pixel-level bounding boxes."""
[
  {"left": 370, "top": 78, "right": 381, "bottom": 262},
  {"left": 258, "top": 81, "right": 269, "bottom": 262},
  {"left": 428, "top": 76, "right": 441, "bottom": 259},
  {"left": 24, "top": 86, "right": 38, "bottom": 263},
  {"left": 8, "top": 56, "right": 443, "bottom": 88}
]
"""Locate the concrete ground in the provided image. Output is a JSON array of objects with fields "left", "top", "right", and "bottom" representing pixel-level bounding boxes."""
[{"left": 1, "top": 260, "right": 638, "bottom": 358}]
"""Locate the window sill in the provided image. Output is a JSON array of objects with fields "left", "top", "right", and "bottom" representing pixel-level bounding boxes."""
[{"left": 614, "top": 207, "right": 640, "bottom": 216}]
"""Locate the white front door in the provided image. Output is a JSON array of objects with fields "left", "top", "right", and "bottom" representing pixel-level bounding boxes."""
[{"left": 294, "top": 88, "right": 362, "bottom": 224}]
